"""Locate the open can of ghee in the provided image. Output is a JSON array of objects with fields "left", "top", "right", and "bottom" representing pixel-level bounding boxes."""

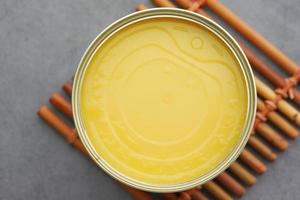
[{"left": 72, "top": 8, "right": 256, "bottom": 192}]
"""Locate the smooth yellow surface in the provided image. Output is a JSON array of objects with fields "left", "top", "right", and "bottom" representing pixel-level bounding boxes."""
[{"left": 81, "top": 17, "right": 248, "bottom": 185}]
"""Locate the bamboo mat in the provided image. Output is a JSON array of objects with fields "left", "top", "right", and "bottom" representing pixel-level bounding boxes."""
[{"left": 37, "top": 1, "right": 300, "bottom": 199}]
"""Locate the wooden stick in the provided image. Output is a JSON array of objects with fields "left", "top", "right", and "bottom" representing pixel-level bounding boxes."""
[
  {"left": 239, "top": 42, "right": 300, "bottom": 106},
  {"left": 227, "top": 162, "right": 256, "bottom": 186},
  {"left": 190, "top": 191, "right": 208, "bottom": 200},
  {"left": 239, "top": 149, "right": 267, "bottom": 174},
  {"left": 62, "top": 81, "right": 73, "bottom": 96},
  {"left": 174, "top": 0, "right": 194, "bottom": 9},
  {"left": 151, "top": 0, "right": 176, "bottom": 7},
  {"left": 49, "top": 92, "right": 73, "bottom": 120},
  {"left": 248, "top": 136, "right": 277, "bottom": 161},
  {"left": 136, "top": 3, "right": 148, "bottom": 11},
  {"left": 179, "top": 188, "right": 209, "bottom": 200},
  {"left": 254, "top": 119, "right": 288, "bottom": 152},
  {"left": 204, "top": 0, "right": 299, "bottom": 75},
  {"left": 248, "top": 133, "right": 277, "bottom": 160},
  {"left": 187, "top": 0, "right": 204, "bottom": 11},
  {"left": 256, "top": 78, "right": 300, "bottom": 126},
  {"left": 203, "top": 180, "right": 233, "bottom": 200},
  {"left": 256, "top": 123, "right": 288, "bottom": 151},
  {"left": 37, "top": 106, "right": 87, "bottom": 155},
  {"left": 257, "top": 98, "right": 298, "bottom": 139},
  {"left": 215, "top": 172, "right": 245, "bottom": 197},
  {"left": 37, "top": 106, "right": 154, "bottom": 200},
  {"left": 239, "top": 43, "right": 284, "bottom": 85}
]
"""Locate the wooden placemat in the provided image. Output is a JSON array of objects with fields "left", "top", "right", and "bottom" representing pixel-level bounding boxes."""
[{"left": 37, "top": 1, "right": 300, "bottom": 199}]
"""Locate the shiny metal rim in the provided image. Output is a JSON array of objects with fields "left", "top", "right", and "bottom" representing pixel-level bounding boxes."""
[{"left": 72, "top": 8, "right": 257, "bottom": 192}]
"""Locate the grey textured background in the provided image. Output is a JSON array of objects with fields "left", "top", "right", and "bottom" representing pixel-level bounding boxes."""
[{"left": 0, "top": 0, "right": 300, "bottom": 199}]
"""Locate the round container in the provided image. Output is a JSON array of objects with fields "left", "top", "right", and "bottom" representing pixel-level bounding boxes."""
[{"left": 72, "top": 8, "right": 256, "bottom": 192}]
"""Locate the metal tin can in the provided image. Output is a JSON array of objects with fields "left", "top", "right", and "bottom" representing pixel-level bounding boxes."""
[{"left": 72, "top": 8, "right": 256, "bottom": 192}]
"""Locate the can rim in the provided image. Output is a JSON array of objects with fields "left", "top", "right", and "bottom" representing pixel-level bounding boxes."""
[{"left": 72, "top": 8, "right": 257, "bottom": 192}]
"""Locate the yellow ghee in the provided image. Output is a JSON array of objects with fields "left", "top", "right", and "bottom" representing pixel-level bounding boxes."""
[{"left": 81, "top": 17, "right": 247, "bottom": 185}]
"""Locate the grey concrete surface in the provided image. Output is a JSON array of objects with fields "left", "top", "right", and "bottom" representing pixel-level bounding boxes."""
[{"left": 0, "top": 0, "right": 299, "bottom": 199}]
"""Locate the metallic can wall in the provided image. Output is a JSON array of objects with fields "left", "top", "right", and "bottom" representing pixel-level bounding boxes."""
[{"left": 72, "top": 8, "right": 256, "bottom": 192}]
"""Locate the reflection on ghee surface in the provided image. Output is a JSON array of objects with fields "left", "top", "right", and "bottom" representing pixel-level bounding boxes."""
[{"left": 81, "top": 17, "right": 247, "bottom": 184}]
